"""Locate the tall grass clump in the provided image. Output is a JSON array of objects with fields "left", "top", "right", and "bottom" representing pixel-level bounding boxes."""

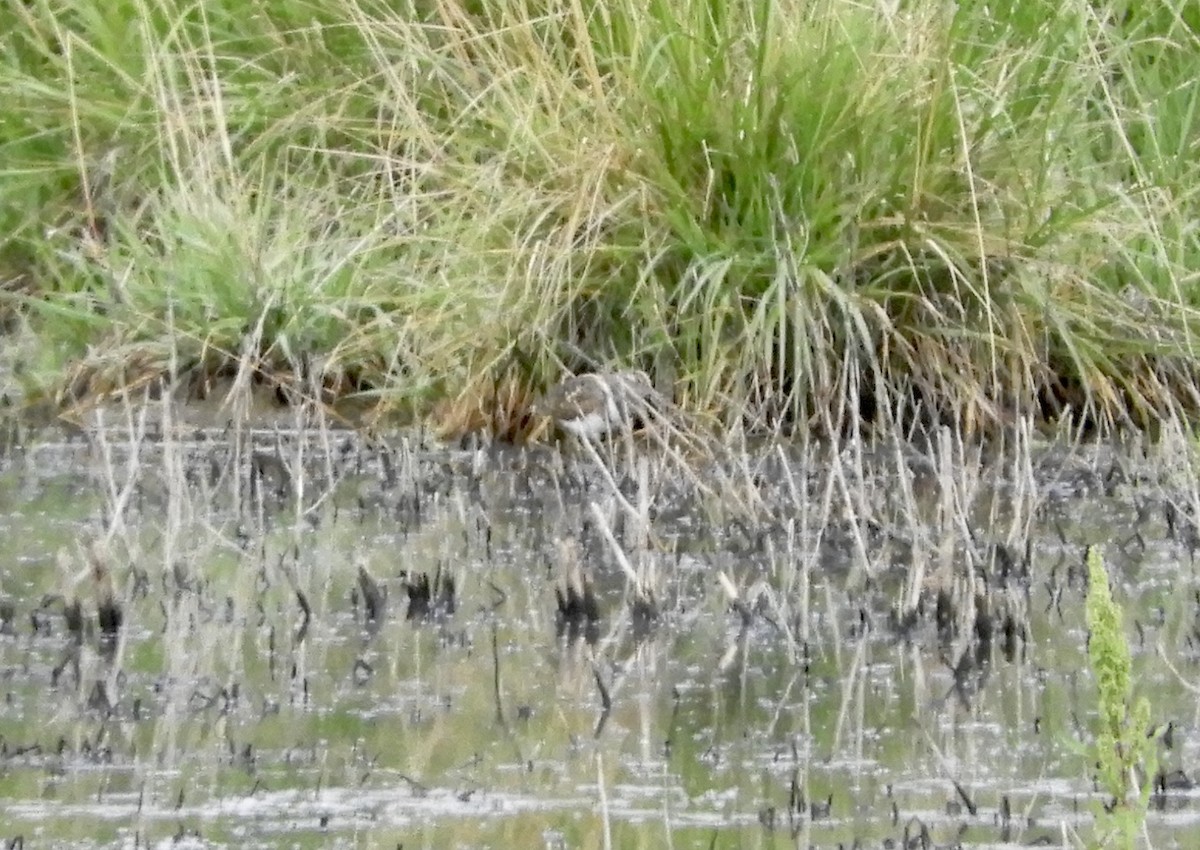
[{"left": 1, "top": 0, "right": 1198, "bottom": 434}]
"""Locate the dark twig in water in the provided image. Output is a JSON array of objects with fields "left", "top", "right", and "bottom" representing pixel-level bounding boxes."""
[
  {"left": 487, "top": 580, "right": 507, "bottom": 610},
  {"left": 85, "top": 543, "right": 123, "bottom": 643},
  {"left": 355, "top": 563, "right": 387, "bottom": 625},
  {"left": 950, "top": 778, "right": 977, "bottom": 816},
  {"left": 402, "top": 568, "right": 456, "bottom": 620},
  {"left": 0, "top": 598, "right": 14, "bottom": 635},
  {"left": 39, "top": 594, "right": 85, "bottom": 645},
  {"left": 902, "top": 816, "right": 931, "bottom": 849},
  {"left": 591, "top": 662, "right": 612, "bottom": 739},
  {"left": 491, "top": 621, "right": 505, "bottom": 725},
  {"left": 293, "top": 588, "right": 311, "bottom": 644},
  {"left": 555, "top": 560, "right": 601, "bottom": 644},
  {"left": 399, "top": 774, "right": 430, "bottom": 796}
]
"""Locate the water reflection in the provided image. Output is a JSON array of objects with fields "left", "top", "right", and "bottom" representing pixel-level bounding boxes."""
[{"left": 0, "top": 429, "right": 1197, "bottom": 848}]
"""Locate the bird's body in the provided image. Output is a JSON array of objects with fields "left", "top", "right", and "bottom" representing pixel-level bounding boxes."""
[{"left": 533, "top": 370, "right": 658, "bottom": 440}]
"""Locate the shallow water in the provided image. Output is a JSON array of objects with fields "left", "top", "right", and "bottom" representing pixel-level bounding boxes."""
[{"left": 1, "top": 427, "right": 1198, "bottom": 848}]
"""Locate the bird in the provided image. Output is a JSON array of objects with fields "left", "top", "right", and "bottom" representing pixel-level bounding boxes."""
[{"left": 531, "top": 370, "right": 660, "bottom": 440}]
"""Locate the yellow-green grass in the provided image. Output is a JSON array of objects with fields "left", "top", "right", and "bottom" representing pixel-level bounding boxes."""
[{"left": 1, "top": 0, "right": 1198, "bottom": 436}]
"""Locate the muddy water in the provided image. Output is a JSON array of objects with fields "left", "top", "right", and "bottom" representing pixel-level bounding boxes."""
[{"left": 0, "top": 429, "right": 1198, "bottom": 848}]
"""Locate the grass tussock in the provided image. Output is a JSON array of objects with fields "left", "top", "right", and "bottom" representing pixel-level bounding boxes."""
[{"left": 1, "top": 0, "right": 1199, "bottom": 435}]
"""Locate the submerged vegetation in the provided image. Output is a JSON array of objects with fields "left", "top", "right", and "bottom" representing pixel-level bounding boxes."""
[
  {"left": 5, "top": 390, "right": 1200, "bottom": 845},
  {"left": 1, "top": 0, "right": 1199, "bottom": 434}
]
